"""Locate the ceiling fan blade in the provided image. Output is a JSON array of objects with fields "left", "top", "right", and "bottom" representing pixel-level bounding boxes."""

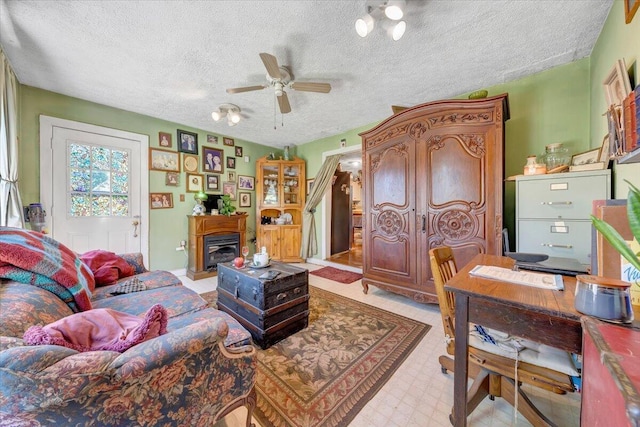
[
  {"left": 226, "top": 85, "right": 267, "bottom": 94},
  {"left": 277, "top": 92, "right": 292, "bottom": 114},
  {"left": 290, "top": 82, "right": 331, "bottom": 93},
  {"left": 259, "top": 53, "right": 282, "bottom": 80}
]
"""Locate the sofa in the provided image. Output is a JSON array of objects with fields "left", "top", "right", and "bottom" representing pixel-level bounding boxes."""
[{"left": 0, "top": 233, "right": 257, "bottom": 426}]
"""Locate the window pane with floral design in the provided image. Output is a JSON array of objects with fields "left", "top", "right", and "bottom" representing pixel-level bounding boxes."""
[{"left": 68, "top": 143, "right": 130, "bottom": 217}]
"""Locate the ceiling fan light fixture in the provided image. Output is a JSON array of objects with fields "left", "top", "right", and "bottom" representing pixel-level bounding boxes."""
[
  {"left": 211, "top": 110, "right": 223, "bottom": 121},
  {"left": 384, "top": 0, "right": 405, "bottom": 20},
  {"left": 229, "top": 111, "right": 241, "bottom": 124},
  {"left": 391, "top": 20, "right": 406, "bottom": 40},
  {"left": 355, "top": 14, "right": 375, "bottom": 37}
]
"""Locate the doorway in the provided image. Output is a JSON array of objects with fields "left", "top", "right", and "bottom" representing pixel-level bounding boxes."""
[{"left": 39, "top": 116, "right": 149, "bottom": 260}]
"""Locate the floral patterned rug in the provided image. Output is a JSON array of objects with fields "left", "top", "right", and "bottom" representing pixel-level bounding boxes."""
[
  {"left": 309, "top": 266, "right": 363, "bottom": 284},
  {"left": 201, "top": 287, "right": 430, "bottom": 427}
]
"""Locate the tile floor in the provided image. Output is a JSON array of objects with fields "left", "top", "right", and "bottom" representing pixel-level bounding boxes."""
[{"left": 179, "top": 263, "right": 581, "bottom": 427}]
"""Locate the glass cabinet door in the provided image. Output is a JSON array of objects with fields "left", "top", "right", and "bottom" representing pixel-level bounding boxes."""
[
  {"left": 282, "top": 164, "right": 301, "bottom": 206},
  {"left": 261, "top": 163, "right": 280, "bottom": 206}
]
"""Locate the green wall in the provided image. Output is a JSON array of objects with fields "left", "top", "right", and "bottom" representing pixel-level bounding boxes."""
[
  {"left": 19, "top": 86, "right": 273, "bottom": 270},
  {"left": 297, "top": 59, "right": 591, "bottom": 256}
]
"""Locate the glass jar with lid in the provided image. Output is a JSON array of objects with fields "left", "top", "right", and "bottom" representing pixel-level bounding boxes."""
[{"left": 543, "top": 143, "right": 569, "bottom": 170}]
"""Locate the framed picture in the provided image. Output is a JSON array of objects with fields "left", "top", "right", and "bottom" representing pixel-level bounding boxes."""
[
  {"left": 306, "top": 179, "right": 315, "bottom": 196},
  {"left": 149, "top": 147, "right": 180, "bottom": 172},
  {"left": 625, "top": 0, "right": 639, "bottom": 23},
  {"left": 603, "top": 59, "right": 632, "bottom": 107},
  {"left": 205, "top": 174, "right": 220, "bottom": 192},
  {"left": 238, "top": 175, "right": 255, "bottom": 190},
  {"left": 150, "top": 193, "right": 173, "bottom": 209},
  {"left": 165, "top": 172, "right": 179, "bottom": 186},
  {"left": 158, "top": 132, "right": 172, "bottom": 148},
  {"left": 228, "top": 171, "right": 236, "bottom": 182},
  {"left": 239, "top": 192, "right": 251, "bottom": 207},
  {"left": 571, "top": 148, "right": 601, "bottom": 166},
  {"left": 223, "top": 137, "right": 235, "bottom": 146},
  {"left": 183, "top": 154, "right": 199, "bottom": 173},
  {"left": 178, "top": 129, "right": 198, "bottom": 154},
  {"left": 235, "top": 146, "right": 243, "bottom": 157},
  {"left": 202, "top": 147, "right": 224, "bottom": 173},
  {"left": 186, "top": 173, "right": 204, "bottom": 193},
  {"left": 223, "top": 181, "right": 236, "bottom": 200},
  {"left": 206, "top": 134, "right": 218, "bottom": 144},
  {"left": 227, "top": 156, "right": 236, "bottom": 169},
  {"left": 599, "top": 135, "right": 611, "bottom": 163}
]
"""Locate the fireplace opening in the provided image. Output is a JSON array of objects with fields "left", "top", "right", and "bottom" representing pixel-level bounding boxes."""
[{"left": 204, "top": 233, "right": 240, "bottom": 271}]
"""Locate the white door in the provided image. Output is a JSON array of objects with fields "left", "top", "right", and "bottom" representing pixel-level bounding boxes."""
[{"left": 40, "top": 116, "right": 149, "bottom": 258}]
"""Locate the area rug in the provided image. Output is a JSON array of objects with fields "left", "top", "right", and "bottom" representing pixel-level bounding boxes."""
[
  {"left": 309, "top": 266, "right": 363, "bottom": 284},
  {"left": 200, "top": 287, "right": 430, "bottom": 427}
]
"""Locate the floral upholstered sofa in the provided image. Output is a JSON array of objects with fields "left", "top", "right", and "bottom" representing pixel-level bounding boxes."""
[{"left": 0, "top": 228, "right": 256, "bottom": 426}]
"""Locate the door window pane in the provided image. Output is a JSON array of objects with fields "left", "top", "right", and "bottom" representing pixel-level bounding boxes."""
[{"left": 68, "top": 142, "right": 130, "bottom": 217}]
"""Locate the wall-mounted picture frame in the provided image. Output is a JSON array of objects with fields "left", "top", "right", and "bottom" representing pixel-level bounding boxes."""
[
  {"left": 625, "top": 0, "right": 639, "bottom": 23},
  {"left": 306, "top": 179, "right": 315, "bottom": 196},
  {"left": 603, "top": 59, "right": 632, "bottom": 107},
  {"left": 202, "top": 147, "right": 224, "bottom": 173},
  {"left": 178, "top": 129, "right": 198, "bottom": 154},
  {"left": 235, "top": 146, "right": 243, "bottom": 157},
  {"left": 150, "top": 192, "right": 173, "bottom": 209},
  {"left": 227, "top": 156, "right": 236, "bottom": 169},
  {"left": 149, "top": 147, "right": 180, "bottom": 172},
  {"left": 223, "top": 137, "right": 235, "bottom": 146},
  {"left": 186, "top": 173, "right": 204, "bottom": 193},
  {"left": 165, "top": 172, "right": 179, "bottom": 186},
  {"left": 206, "top": 134, "right": 218, "bottom": 144},
  {"left": 159, "top": 132, "right": 172, "bottom": 148},
  {"left": 206, "top": 174, "right": 220, "bottom": 192},
  {"left": 238, "top": 175, "right": 255, "bottom": 190},
  {"left": 239, "top": 192, "right": 251, "bottom": 207},
  {"left": 183, "top": 154, "right": 199, "bottom": 173},
  {"left": 571, "top": 148, "right": 601, "bottom": 166},
  {"left": 228, "top": 171, "right": 236, "bottom": 182},
  {"left": 223, "top": 181, "right": 236, "bottom": 200}
]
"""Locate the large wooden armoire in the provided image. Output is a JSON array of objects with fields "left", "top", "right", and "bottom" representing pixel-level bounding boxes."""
[{"left": 360, "top": 94, "right": 510, "bottom": 304}]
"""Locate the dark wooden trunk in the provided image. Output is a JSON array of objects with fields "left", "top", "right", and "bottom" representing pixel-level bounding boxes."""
[{"left": 217, "top": 262, "right": 309, "bottom": 349}]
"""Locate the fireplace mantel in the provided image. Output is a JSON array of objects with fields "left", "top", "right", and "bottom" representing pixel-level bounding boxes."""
[{"left": 187, "top": 214, "right": 247, "bottom": 280}]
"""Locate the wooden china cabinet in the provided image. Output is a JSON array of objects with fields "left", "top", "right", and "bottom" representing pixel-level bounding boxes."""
[
  {"left": 255, "top": 155, "right": 305, "bottom": 262},
  {"left": 360, "top": 94, "right": 510, "bottom": 304}
]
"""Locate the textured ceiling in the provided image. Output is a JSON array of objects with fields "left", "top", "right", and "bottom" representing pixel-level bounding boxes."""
[{"left": 0, "top": 0, "right": 612, "bottom": 148}]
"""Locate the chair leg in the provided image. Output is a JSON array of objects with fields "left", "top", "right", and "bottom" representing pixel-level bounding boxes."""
[
  {"left": 466, "top": 369, "right": 491, "bottom": 415},
  {"left": 500, "top": 376, "right": 557, "bottom": 427}
]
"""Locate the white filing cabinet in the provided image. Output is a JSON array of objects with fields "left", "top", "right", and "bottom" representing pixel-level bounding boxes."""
[{"left": 516, "top": 170, "right": 611, "bottom": 265}]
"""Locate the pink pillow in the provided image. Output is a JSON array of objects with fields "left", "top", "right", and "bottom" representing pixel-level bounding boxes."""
[
  {"left": 23, "top": 304, "right": 167, "bottom": 353},
  {"left": 80, "top": 250, "right": 135, "bottom": 288}
]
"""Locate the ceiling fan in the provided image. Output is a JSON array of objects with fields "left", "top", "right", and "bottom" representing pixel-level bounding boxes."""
[{"left": 226, "top": 53, "right": 331, "bottom": 114}]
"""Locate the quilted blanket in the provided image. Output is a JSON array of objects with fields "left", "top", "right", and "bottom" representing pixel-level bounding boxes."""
[{"left": 0, "top": 227, "right": 94, "bottom": 312}]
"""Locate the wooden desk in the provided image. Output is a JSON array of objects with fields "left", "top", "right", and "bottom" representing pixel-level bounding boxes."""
[{"left": 444, "top": 254, "right": 583, "bottom": 427}]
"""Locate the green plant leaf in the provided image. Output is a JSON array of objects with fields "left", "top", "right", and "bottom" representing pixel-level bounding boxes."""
[
  {"left": 591, "top": 215, "right": 640, "bottom": 271},
  {"left": 626, "top": 180, "right": 640, "bottom": 245}
]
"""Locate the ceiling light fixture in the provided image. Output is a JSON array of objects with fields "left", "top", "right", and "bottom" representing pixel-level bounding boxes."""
[
  {"left": 355, "top": 0, "right": 407, "bottom": 40},
  {"left": 211, "top": 103, "right": 242, "bottom": 127}
]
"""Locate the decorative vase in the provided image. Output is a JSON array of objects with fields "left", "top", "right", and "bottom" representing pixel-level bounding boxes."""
[{"left": 283, "top": 145, "right": 290, "bottom": 161}]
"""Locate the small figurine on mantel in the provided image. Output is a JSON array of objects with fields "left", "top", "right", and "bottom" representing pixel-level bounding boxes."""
[{"left": 193, "top": 192, "right": 208, "bottom": 216}]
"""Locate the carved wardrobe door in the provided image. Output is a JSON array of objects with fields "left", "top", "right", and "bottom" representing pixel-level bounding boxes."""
[{"left": 361, "top": 94, "right": 509, "bottom": 304}]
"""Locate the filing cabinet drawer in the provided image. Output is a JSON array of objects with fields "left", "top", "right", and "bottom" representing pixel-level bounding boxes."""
[
  {"left": 517, "top": 173, "right": 610, "bottom": 219},
  {"left": 516, "top": 220, "right": 592, "bottom": 264}
]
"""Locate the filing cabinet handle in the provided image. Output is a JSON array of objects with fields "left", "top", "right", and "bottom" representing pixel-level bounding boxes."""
[
  {"left": 541, "top": 201, "right": 572, "bottom": 205},
  {"left": 276, "top": 292, "right": 287, "bottom": 301},
  {"left": 541, "top": 243, "right": 573, "bottom": 249}
]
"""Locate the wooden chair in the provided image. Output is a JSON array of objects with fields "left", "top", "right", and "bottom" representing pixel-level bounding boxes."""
[{"left": 429, "top": 247, "right": 576, "bottom": 427}]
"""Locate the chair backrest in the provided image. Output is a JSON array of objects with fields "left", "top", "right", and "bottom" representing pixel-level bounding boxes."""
[{"left": 429, "top": 247, "right": 458, "bottom": 355}]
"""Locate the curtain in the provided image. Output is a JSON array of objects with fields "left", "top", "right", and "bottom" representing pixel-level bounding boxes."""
[
  {"left": 0, "top": 48, "right": 23, "bottom": 227},
  {"left": 300, "top": 154, "right": 342, "bottom": 259}
]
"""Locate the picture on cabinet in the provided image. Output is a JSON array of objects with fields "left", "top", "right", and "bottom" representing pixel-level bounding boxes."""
[
  {"left": 239, "top": 192, "right": 251, "bottom": 207},
  {"left": 186, "top": 173, "right": 204, "bottom": 193},
  {"left": 206, "top": 174, "right": 220, "bottom": 192}
]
